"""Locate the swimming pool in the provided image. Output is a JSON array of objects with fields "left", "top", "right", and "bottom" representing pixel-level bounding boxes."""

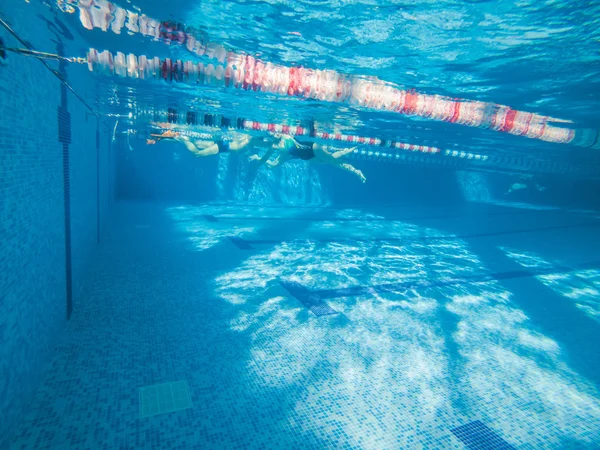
[{"left": 1, "top": 0, "right": 600, "bottom": 449}]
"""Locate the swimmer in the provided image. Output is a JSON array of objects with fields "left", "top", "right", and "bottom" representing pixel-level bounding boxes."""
[
  {"left": 507, "top": 182, "right": 528, "bottom": 194},
  {"left": 506, "top": 175, "right": 546, "bottom": 194},
  {"left": 147, "top": 129, "right": 253, "bottom": 157},
  {"left": 250, "top": 134, "right": 366, "bottom": 183}
]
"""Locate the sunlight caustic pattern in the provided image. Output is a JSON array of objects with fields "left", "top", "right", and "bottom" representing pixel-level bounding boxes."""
[
  {"left": 165, "top": 205, "right": 257, "bottom": 252},
  {"left": 501, "top": 246, "right": 600, "bottom": 323},
  {"left": 214, "top": 151, "right": 327, "bottom": 205},
  {"left": 167, "top": 205, "right": 600, "bottom": 448}
]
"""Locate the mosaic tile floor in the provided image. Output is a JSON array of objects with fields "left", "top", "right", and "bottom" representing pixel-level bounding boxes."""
[{"left": 10, "top": 201, "right": 600, "bottom": 449}]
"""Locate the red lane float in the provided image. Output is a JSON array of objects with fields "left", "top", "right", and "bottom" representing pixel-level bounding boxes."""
[{"left": 68, "top": 0, "right": 600, "bottom": 150}]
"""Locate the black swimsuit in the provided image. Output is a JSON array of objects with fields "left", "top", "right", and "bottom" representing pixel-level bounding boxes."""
[
  {"left": 215, "top": 139, "right": 230, "bottom": 153},
  {"left": 288, "top": 142, "right": 315, "bottom": 160}
]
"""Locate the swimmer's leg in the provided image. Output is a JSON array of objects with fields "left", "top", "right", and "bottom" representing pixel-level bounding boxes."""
[
  {"left": 252, "top": 147, "right": 276, "bottom": 165},
  {"left": 331, "top": 146, "right": 357, "bottom": 159},
  {"left": 315, "top": 144, "right": 356, "bottom": 162},
  {"left": 228, "top": 135, "right": 252, "bottom": 152},
  {"left": 178, "top": 137, "right": 219, "bottom": 157},
  {"left": 189, "top": 143, "right": 220, "bottom": 157},
  {"left": 335, "top": 161, "right": 366, "bottom": 183},
  {"left": 151, "top": 130, "right": 180, "bottom": 142},
  {"left": 313, "top": 145, "right": 335, "bottom": 163},
  {"left": 248, "top": 146, "right": 276, "bottom": 166}
]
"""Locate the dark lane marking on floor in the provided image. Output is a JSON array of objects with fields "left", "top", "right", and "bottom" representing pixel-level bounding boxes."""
[
  {"left": 203, "top": 206, "right": 574, "bottom": 224},
  {"left": 202, "top": 202, "right": 415, "bottom": 211},
  {"left": 279, "top": 281, "right": 339, "bottom": 317},
  {"left": 229, "top": 222, "right": 600, "bottom": 249},
  {"left": 202, "top": 214, "right": 219, "bottom": 222},
  {"left": 202, "top": 201, "right": 598, "bottom": 214},
  {"left": 228, "top": 236, "right": 254, "bottom": 250},
  {"left": 451, "top": 421, "right": 515, "bottom": 450},
  {"left": 295, "top": 260, "right": 600, "bottom": 301}
]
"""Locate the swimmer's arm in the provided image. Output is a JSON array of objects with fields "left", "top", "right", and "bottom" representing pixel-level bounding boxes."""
[
  {"left": 250, "top": 147, "right": 277, "bottom": 166},
  {"left": 291, "top": 136, "right": 303, "bottom": 148},
  {"left": 228, "top": 134, "right": 252, "bottom": 151},
  {"left": 265, "top": 155, "right": 282, "bottom": 167}
]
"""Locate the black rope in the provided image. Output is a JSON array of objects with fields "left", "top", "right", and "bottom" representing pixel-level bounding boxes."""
[
  {"left": 0, "top": 17, "right": 101, "bottom": 121},
  {"left": 0, "top": 45, "right": 86, "bottom": 63}
]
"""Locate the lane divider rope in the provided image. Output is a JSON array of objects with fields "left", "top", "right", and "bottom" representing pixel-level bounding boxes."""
[
  {"left": 64, "top": 0, "right": 600, "bottom": 150},
  {"left": 143, "top": 109, "right": 599, "bottom": 177}
]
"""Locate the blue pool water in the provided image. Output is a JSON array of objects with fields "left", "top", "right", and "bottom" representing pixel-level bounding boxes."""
[{"left": 1, "top": 0, "right": 600, "bottom": 449}]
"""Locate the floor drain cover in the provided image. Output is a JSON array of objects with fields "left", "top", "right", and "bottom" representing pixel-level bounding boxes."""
[
  {"left": 451, "top": 420, "right": 515, "bottom": 450},
  {"left": 139, "top": 380, "right": 193, "bottom": 418}
]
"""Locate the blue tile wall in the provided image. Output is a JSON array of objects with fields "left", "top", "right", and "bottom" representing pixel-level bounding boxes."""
[{"left": 0, "top": 2, "right": 113, "bottom": 446}]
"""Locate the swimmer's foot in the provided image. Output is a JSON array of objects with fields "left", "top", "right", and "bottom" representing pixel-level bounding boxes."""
[
  {"left": 150, "top": 130, "right": 180, "bottom": 141},
  {"left": 160, "top": 130, "right": 180, "bottom": 138}
]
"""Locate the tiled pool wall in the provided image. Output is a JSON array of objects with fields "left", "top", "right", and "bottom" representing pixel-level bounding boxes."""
[{"left": 0, "top": 2, "right": 113, "bottom": 447}]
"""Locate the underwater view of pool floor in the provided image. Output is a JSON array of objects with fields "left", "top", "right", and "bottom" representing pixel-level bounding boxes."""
[{"left": 11, "top": 202, "right": 600, "bottom": 449}]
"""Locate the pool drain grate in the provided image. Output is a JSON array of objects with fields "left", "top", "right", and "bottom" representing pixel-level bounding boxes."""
[
  {"left": 451, "top": 420, "right": 515, "bottom": 450},
  {"left": 139, "top": 380, "right": 193, "bottom": 418}
]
